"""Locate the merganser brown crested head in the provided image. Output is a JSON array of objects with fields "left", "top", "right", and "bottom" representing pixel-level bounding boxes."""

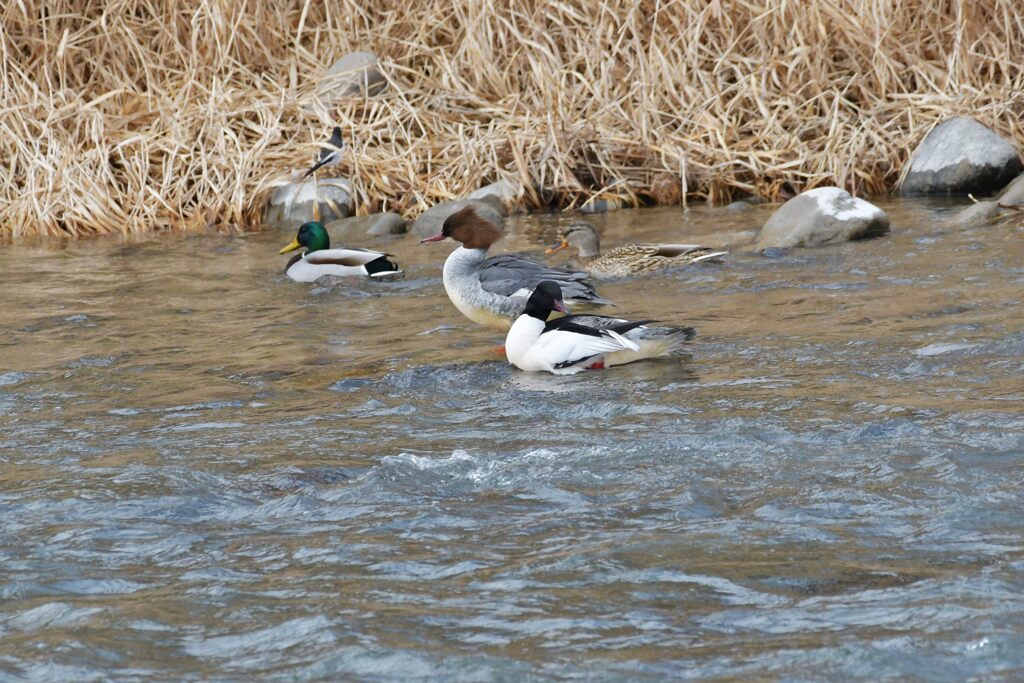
[{"left": 419, "top": 205, "right": 503, "bottom": 250}]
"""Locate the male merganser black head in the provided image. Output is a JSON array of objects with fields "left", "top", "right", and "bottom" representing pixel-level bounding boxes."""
[
  {"left": 546, "top": 222, "right": 600, "bottom": 258},
  {"left": 522, "top": 280, "right": 569, "bottom": 320},
  {"left": 420, "top": 206, "right": 503, "bottom": 250}
]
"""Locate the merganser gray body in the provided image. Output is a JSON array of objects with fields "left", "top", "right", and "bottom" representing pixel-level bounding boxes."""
[{"left": 420, "top": 206, "right": 610, "bottom": 330}]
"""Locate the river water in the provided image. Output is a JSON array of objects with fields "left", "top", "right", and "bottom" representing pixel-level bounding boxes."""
[{"left": 1, "top": 199, "right": 1023, "bottom": 680}]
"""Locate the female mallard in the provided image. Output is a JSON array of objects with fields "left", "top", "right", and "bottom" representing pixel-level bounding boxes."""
[
  {"left": 279, "top": 221, "right": 401, "bottom": 282},
  {"left": 547, "top": 222, "right": 727, "bottom": 278}
]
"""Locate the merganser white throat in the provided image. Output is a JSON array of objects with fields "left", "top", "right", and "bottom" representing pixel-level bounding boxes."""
[
  {"left": 505, "top": 281, "right": 696, "bottom": 375},
  {"left": 420, "top": 206, "right": 611, "bottom": 330}
]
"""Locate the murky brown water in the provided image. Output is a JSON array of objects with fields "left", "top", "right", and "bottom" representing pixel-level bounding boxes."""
[{"left": 2, "top": 198, "right": 1023, "bottom": 680}]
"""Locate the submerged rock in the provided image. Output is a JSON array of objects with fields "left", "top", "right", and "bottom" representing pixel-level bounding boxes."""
[
  {"left": 688, "top": 229, "right": 759, "bottom": 249},
  {"left": 264, "top": 178, "right": 352, "bottom": 225},
  {"left": 901, "top": 117, "right": 1021, "bottom": 195},
  {"left": 725, "top": 200, "right": 755, "bottom": 212},
  {"left": 411, "top": 196, "right": 506, "bottom": 238},
  {"left": 326, "top": 212, "right": 407, "bottom": 238},
  {"left": 997, "top": 172, "right": 1024, "bottom": 206},
  {"left": 944, "top": 201, "right": 1002, "bottom": 229},
  {"left": 319, "top": 51, "right": 386, "bottom": 102},
  {"left": 754, "top": 187, "right": 889, "bottom": 249}
]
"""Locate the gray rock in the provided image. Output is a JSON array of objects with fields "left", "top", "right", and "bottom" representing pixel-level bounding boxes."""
[
  {"left": 325, "top": 212, "right": 407, "bottom": 239},
  {"left": 580, "top": 197, "right": 624, "bottom": 214},
  {"left": 997, "top": 172, "right": 1024, "bottom": 205},
  {"left": 901, "top": 117, "right": 1021, "bottom": 195},
  {"left": 319, "top": 51, "right": 386, "bottom": 102},
  {"left": 264, "top": 178, "right": 352, "bottom": 226},
  {"left": 725, "top": 200, "right": 754, "bottom": 212},
  {"left": 467, "top": 179, "right": 523, "bottom": 207},
  {"left": 755, "top": 187, "right": 889, "bottom": 249},
  {"left": 688, "top": 229, "right": 759, "bottom": 249},
  {"left": 944, "top": 201, "right": 1002, "bottom": 229},
  {"left": 411, "top": 196, "right": 506, "bottom": 238}
]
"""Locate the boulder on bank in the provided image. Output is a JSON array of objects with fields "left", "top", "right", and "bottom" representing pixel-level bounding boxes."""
[
  {"left": 467, "top": 179, "right": 523, "bottom": 208},
  {"left": 264, "top": 178, "right": 352, "bottom": 225},
  {"left": 901, "top": 117, "right": 1021, "bottom": 195},
  {"left": 326, "top": 212, "right": 407, "bottom": 238},
  {"left": 319, "top": 51, "right": 386, "bottom": 102},
  {"left": 411, "top": 195, "right": 506, "bottom": 238},
  {"left": 754, "top": 187, "right": 889, "bottom": 249}
]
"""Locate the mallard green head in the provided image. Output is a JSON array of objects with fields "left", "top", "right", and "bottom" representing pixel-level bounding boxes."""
[{"left": 280, "top": 221, "right": 330, "bottom": 254}]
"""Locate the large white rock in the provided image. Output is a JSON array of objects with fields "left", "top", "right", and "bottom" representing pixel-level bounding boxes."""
[
  {"left": 755, "top": 187, "right": 889, "bottom": 249},
  {"left": 901, "top": 117, "right": 1021, "bottom": 195},
  {"left": 264, "top": 178, "right": 352, "bottom": 225}
]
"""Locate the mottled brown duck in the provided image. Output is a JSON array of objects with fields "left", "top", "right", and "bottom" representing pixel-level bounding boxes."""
[{"left": 547, "top": 222, "right": 727, "bottom": 278}]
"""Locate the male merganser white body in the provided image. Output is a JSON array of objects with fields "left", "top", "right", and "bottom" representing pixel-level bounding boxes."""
[
  {"left": 547, "top": 222, "right": 727, "bottom": 278},
  {"left": 420, "top": 206, "right": 611, "bottom": 330},
  {"left": 280, "top": 221, "right": 401, "bottom": 282},
  {"left": 505, "top": 281, "right": 696, "bottom": 375}
]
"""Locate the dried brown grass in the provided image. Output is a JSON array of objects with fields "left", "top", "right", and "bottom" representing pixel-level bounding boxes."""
[{"left": 2, "top": 0, "right": 1023, "bottom": 238}]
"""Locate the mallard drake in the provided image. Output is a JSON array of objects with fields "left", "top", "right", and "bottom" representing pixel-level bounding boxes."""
[
  {"left": 419, "top": 206, "right": 611, "bottom": 330},
  {"left": 547, "top": 222, "right": 727, "bottom": 278},
  {"left": 280, "top": 221, "right": 401, "bottom": 282},
  {"left": 505, "top": 281, "right": 696, "bottom": 375}
]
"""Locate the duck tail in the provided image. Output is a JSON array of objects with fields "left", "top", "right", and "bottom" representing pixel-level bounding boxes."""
[
  {"left": 365, "top": 255, "right": 403, "bottom": 278},
  {"left": 636, "top": 325, "right": 697, "bottom": 357},
  {"left": 688, "top": 250, "right": 728, "bottom": 263}
]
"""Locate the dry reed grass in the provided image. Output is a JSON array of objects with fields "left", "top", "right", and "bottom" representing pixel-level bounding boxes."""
[{"left": 2, "top": 0, "right": 1023, "bottom": 238}]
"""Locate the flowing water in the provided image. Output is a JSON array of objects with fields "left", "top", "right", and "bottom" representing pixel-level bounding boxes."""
[{"left": 1, "top": 199, "right": 1023, "bottom": 681}]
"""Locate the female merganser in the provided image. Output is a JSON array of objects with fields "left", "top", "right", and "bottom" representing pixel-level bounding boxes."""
[
  {"left": 547, "top": 222, "right": 727, "bottom": 278},
  {"left": 505, "top": 281, "right": 696, "bottom": 375},
  {"left": 420, "top": 206, "right": 611, "bottom": 330},
  {"left": 280, "top": 221, "right": 401, "bottom": 282}
]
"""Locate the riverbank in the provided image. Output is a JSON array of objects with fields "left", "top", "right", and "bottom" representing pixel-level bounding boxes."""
[{"left": 2, "top": 1, "right": 1023, "bottom": 238}]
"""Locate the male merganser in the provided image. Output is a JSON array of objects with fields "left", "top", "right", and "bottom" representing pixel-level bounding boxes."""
[
  {"left": 505, "top": 281, "right": 696, "bottom": 374},
  {"left": 420, "top": 206, "right": 611, "bottom": 330},
  {"left": 547, "top": 222, "right": 727, "bottom": 278},
  {"left": 280, "top": 221, "right": 401, "bottom": 282},
  {"left": 303, "top": 127, "right": 345, "bottom": 178}
]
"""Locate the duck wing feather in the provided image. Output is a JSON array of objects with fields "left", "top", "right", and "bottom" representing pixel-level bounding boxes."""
[{"left": 477, "top": 254, "right": 611, "bottom": 303}]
